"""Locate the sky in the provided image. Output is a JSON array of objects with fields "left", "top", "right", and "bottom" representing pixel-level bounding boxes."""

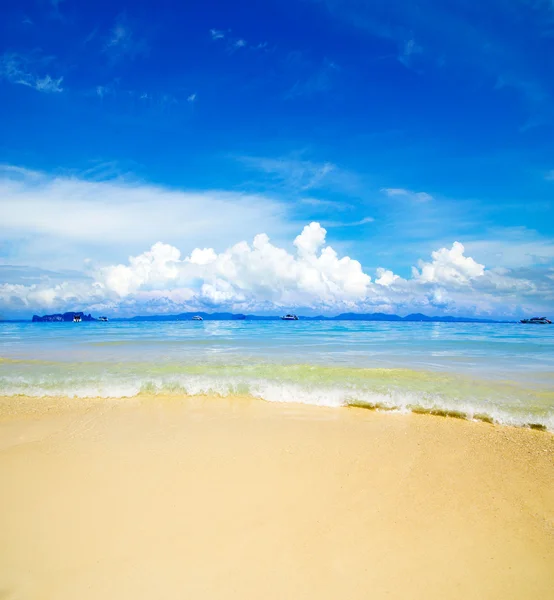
[{"left": 1, "top": 0, "right": 554, "bottom": 318}]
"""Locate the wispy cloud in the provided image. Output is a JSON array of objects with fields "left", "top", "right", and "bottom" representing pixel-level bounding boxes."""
[
  {"left": 398, "top": 38, "right": 423, "bottom": 68},
  {"left": 27, "top": 74, "right": 63, "bottom": 93},
  {"left": 382, "top": 188, "right": 434, "bottom": 202},
  {"left": 238, "top": 155, "right": 358, "bottom": 194},
  {"left": 83, "top": 28, "right": 98, "bottom": 46},
  {"left": 285, "top": 56, "right": 339, "bottom": 99},
  {"left": 90, "top": 76, "right": 183, "bottom": 106},
  {"left": 0, "top": 165, "right": 293, "bottom": 270},
  {"left": 299, "top": 197, "right": 354, "bottom": 211},
  {"left": 187, "top": 93, "right": 197, "bottom": 103},
  {"left": 0, "top": 52, "right": 63, "bottom": 93},
  {"left": 324, "top": 216, "right": 375, "bottom": 227},
  {"left": 210, "top": 29, "right": 225, "bottom": 41},
  {"left": 312, "top": 0, "right": 554, "bottom": 126},
  {"left": 210, "top": 28, "right": 269, "bottom": 55},
  {"left": 545, "top": 169, "right": 554, "bottom": 181},
  {"left": 104, "top": 15, "right": 148, "bottom": 63},
  {"left": 95, "top": 85, "right": 112, "bottom": 99}
]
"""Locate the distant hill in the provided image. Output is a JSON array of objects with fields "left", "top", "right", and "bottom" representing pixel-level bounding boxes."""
[
  {"left": 330, "top": 312, "right": 403, "bottom": 321},
  {"left": 21, "top": 310, "right": 509, "bottom": 324},
  {"left": 121, "top": 312, "right": 503, "bottom": 323},
  {"left": 128, "top": 312, "right": 248, "bottom": 321}
]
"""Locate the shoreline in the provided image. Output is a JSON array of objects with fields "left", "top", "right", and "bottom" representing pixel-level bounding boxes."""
[
  {"left": 0, "top": 391, "right": 552, "bottom": 433},
  {"left": 1, "top": 394, "right": 553, "bottom": 599}
]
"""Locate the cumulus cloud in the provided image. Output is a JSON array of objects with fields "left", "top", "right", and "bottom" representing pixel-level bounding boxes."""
[
  {"left": 99, "top": 242, "right": 182, "bottom": 296},
  {"left": 413, "top": 241, "right": 485, "bottom": 285},
  {"left": 375, "top": 268, "right": 400, "bottom": 286},
  {"left": 95, "top": 223, "right": 371, "bottom": 307}
]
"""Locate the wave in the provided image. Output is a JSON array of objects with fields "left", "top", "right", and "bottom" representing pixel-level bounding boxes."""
[{"left": 0, "top": 359, "right": 552, "bottom": 431}]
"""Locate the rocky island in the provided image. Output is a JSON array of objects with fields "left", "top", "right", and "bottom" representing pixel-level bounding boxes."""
[{"left": 32, "top": 312, "right": 96, "bottom": 322}]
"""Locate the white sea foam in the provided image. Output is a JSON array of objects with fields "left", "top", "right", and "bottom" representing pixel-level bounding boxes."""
[{"left": 1, "top": 367, "right": 552, "bottom": 431}]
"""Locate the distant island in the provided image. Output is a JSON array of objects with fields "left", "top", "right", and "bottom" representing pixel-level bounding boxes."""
[
  {"left": 23, "top": 311, "right": 510, "bottom": 324},
  {"left": 32, "top": 311, "right": 96, "bottom": 322},
  {"left": 123, "top": 311, "right": 505, "bottom": 323}
]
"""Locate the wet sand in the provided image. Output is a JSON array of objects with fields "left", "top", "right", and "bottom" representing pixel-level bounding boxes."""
[{"left": 0, "top": 394, "right": 553, "bottom": 600}]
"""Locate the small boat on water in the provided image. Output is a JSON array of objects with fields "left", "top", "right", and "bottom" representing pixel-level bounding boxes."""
[
  {"left": 281, "top": 314, "right": 299, "bottom": 321},
  {"left": 73, "top": 314, "right": 82, "bottom": 322},
  {"left": 192, "top": 315, "right": 203, "bottom": 321},
  {"left": 98, "top": 316, "right": 108, "bottom": 322},
  {"left": 520, "top": 317, "right": 551, "bottom": 324}
]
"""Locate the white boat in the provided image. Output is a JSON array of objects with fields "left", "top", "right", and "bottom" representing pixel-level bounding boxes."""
[
  {"left": 98, "top": 316, "right": 109, "bottom": 322},
  {"left": 73, "top": 314, "right": 82, "bottom": 322},
  {"left": 192, "top": 315, "right": 203, "bottom": 321},
  {"left": 281, "top": 314, "right": 299, "bottom": 321}
]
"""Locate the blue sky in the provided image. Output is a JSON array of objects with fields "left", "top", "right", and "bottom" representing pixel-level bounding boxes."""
[{"left": 1, "top": 0, "right": 554, "bottom": 318}]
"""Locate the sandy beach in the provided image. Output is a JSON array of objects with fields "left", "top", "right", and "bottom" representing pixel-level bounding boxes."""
[{"left": 0, "top": 394, "right": 553, "bottom": 600}]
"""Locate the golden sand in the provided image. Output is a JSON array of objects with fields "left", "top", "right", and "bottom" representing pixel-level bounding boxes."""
[{"left": 0, "top": 394, "right": 553, "bottom": 600}]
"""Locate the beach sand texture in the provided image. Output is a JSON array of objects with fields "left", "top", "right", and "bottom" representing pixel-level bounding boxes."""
[{"left": 0, "top": 394, "right": 553, "bottom": 599}]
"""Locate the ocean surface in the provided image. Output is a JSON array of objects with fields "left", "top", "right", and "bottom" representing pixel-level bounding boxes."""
[{"left": 1, "top": 320, "right": 553, "bottom": 430}]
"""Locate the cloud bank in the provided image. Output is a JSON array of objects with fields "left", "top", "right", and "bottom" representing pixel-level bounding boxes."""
[
  {"left": 0, "top": 165, "right": 292, "bottom": 270},
  {"left": 1, "top": 220, "right": 551, "bottom": 319},
  {"left": 1, "top": 165, "right": 552, "bottom": 319}
]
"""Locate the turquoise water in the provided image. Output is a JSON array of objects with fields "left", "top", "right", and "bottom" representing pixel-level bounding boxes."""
[{"left": 1, "top": 320, "right": 553, "bottom": 429}]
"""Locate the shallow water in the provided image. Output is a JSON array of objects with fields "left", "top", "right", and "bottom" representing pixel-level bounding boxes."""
[{"left": 1, "top": 320, "right": 553, "bottom": 429}]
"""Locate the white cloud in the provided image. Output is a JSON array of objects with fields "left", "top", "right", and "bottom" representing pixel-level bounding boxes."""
[
  {"left": 187, "top": 248, "right": 218, "bottom": 265},
  {"left": 210, "top": 28, "right": 268, "bottom": 52},
  {"left": 104, "top": 16, "right": 148, "bottom": 62},
  {"left": 0, "top": 52, "right": 63, "bottom": 93},
  {"left": 324, "top": 216, "right": 374, "bottom": 227},
  {"left": 381, "top": 188, "right": 433, "bottom": 202},
  {"left": 285, "top": 58, "right": 339, "bottom": 98},
  {"left": 375, "top": 268, "right": 400, "bottom": 286},
  {"left": 413, "top": 241, "right": 485, "bottom": 285},
  {"left": 398, "top": 38, "right": 423, "bottom": 68},
  {"left": 464, "top": 231, "right": 554, "bottom": 268},
  {"left": 96, "top": 85, "right": 112, "bottom": 98},
  {"left": 99, "top": 242, "right": 181, "bottom": 296},
  {"left": 2, "top": 166, "right": 553, "bottom": 318},
  {"left": 239, "top": 156, "right": 338, "bottom": 191},
  {"left": 238, "top": 155, "right": 361, "bottom": 196},
  {"left": 95, "top": 222, "right": 372, "bottom": 307},
  {"left": 2, "top": 217, "right": 552, "bottom": 319},
  {"left": 210, "top": 29, "right": 225, "bottom": 40},
  {"left": 26, "top": 74, "right": 63, "bottom": 93},
  {"left": 187, "top": 93, "right": 197, "bottom": 102},
  {"left": 0, "top": 165, "right": 293, "bottom": 270}
]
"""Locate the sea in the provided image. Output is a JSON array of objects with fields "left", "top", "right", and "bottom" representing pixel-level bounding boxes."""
[{"left": 1, "top": 320, "right": 553, "bottom": 430}]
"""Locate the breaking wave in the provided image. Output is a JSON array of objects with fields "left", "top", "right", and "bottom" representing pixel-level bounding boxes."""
[{"left": 1, "top": 359, "right": 552, "bottom": 431}]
